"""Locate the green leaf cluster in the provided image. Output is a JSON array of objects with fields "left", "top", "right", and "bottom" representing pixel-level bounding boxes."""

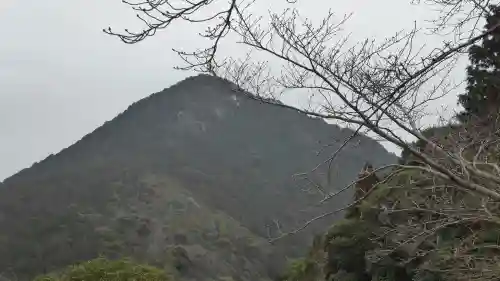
[{"left": 33, "top": 257, "right": 172, "bottom": 281}]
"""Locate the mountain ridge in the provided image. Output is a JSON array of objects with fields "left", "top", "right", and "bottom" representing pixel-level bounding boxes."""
[
  {"left": 0, "top": 74, "right": 397, "bottom": 281},
  {"left": 3, "top": 74, "right": 394, "bottom": 184}
]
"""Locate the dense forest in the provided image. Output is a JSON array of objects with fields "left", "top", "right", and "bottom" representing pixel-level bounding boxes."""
[{"left": 0, "top": 75, "right": 395, "bottom": 281}]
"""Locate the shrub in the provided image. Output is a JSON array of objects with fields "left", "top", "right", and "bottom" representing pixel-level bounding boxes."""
[{"left": 33, "top": 257, "right": 172, "bottom": 281}]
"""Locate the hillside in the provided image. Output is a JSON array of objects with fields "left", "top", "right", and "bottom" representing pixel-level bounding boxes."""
[{"left": 0, "top": 74, "right": 397, "bottom": 280}]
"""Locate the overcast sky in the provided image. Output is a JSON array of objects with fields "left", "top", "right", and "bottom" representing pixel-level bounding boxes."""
[{"left": 0, "top": 0, "right": 467, "bottom": 181}]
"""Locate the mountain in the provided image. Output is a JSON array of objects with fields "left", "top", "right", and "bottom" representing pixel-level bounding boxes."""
[{"left": 0, "top": 74, "right": 397, "bottom": 281}]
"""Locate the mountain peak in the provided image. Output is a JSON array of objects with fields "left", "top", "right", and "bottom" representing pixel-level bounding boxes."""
[{"left": 0, "top": 75, "right": 396, "bottom": 281}]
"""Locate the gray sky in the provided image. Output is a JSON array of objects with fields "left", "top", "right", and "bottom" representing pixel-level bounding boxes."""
[{"left": 0, "top": 0, "right": 465, "bottom": 181}]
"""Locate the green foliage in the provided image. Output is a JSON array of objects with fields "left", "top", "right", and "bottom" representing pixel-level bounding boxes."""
[
  {"left": 33, "top": 257, "right": 172, "bottom": 281},
  {"left": 323, "top": 219, "right": 374, "bottom": 281},
  {"left": 399, "top": 125, "right": 458, "bottom": 164},
  {"left": 457, "top": 4, "right": 500, "bottom": 122},
  {"left": 280, "top": 258, "right": 318, "bottom": 281},
  {"left": 292, "top": 171, "right": 427, "bottom": 281},
  {"left": 356, "top": 183, "right": 391, "bottom": 220}
]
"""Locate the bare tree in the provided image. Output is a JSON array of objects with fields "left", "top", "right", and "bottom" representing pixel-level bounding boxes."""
[
  {"left": 106, "top": 0, "right": 500, "bottom": 279},
  {"left": 416, "top": 0, "right": 493, "bottom": 39},
  {"left": 104, "top": 0, "right": 242, "bottom": 74},
  {"left": 363, "top": 116, "right": 500, "bottom": 281}
]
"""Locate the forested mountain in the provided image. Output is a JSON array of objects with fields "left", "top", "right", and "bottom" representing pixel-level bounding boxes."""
[{"left": 0, "top": 74, "right": 396, "bottom": 281}]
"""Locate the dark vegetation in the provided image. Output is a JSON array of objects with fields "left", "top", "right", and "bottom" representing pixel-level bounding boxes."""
[{"left": 457, "top": 5, "right": 500, "bottom": 122}]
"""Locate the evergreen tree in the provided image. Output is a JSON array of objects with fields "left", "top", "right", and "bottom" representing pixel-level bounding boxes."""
[{"left": 457, "top": 5, "right": 500, "bottom": 122}]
